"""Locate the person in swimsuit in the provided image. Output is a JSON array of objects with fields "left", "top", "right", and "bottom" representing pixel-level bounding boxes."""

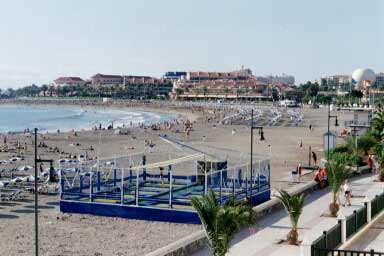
[{"left": 343, "top": 179, "right": 352, "bottom": 206}]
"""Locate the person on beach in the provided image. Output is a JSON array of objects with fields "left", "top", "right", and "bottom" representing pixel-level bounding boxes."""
[
  {"left": 296, "top": 163, "right": 302, "bottom": 182},
  {"left": 343, "top": 179, "right": 352, "bottom": 206},
  {"left": 312, "top": 151, "right": 317, "bottom": 167},
  {"left": 368, "top": 154, "right": 372, "bottom": 171}
]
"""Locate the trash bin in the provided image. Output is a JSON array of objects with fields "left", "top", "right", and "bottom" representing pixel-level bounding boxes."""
[{"left": 291, "top": 170, "right": 297, "bottom": 182}]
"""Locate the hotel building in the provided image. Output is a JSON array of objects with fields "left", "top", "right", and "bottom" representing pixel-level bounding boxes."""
[
  {"left": 53, "top": 77, "right": 87, "bottom": 87},
  {"left": 170, "top": 68, "right": 270, "bottom": 100}
]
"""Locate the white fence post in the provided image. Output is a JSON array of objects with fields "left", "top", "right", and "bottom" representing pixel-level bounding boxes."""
[
  {"left": 337, "top": 212, "right": 346, "bottom": 243},
  {"left": 364, "top": 196, "right": 371, "bottom": 222}
]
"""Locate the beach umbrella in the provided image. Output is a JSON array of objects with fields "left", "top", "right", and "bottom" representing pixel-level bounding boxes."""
[
  {"left": 105, "top": 161, "right": 114, "bottom": 166},
  {"left": 11, "top": 177, "right": 23, "bottom": 183},
  {"left": 0, "top": 181, "right": 10, "bottom": 187},
  {"left": 40, "top": 171, "right": 49, "bottom": 178},
  {"left": 9, "top": 157, "right": 21, "bottom": 162},
  {"left": 17, "top": 165, "right": 34, "bottom": 171},
  {"left": 70, "top": 159, "right": 79, "bottom": 164},
  {"left": 21, "top": 175, "right": 35, "bottom": 182},
  {"left": 58, "top": 159, "right": 67, "bottom": 164}
]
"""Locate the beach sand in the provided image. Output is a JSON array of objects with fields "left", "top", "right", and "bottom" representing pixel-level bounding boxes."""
[{"left": 0, "top": 102, "right": 353, "bottom": 255}]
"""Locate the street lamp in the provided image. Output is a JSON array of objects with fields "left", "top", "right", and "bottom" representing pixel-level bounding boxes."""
[
  {"left": 327, "top": 104, "right": 339, "bottom": 160},
  {"left": 250, "top": 109, "right": 265, "bottom": 197},
  {"left": 34, "top": 128, "right": 54, "bottom": 256}
]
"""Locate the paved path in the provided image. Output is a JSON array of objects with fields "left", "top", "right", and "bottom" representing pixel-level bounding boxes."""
[{"left": 192, "top": 174, "right": 384, "bottom": 256}]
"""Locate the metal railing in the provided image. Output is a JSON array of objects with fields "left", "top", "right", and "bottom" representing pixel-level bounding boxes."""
[
  {"left": 311, "top": 191, "right": 384, "bottom": 256},
  {"left": 313, "top": 248, "right": 383, "bottom": 256},
  {"left": 326, "top": 222, "right": 342, "bottom": 250},
  {"left": 372, "top": 193, "right": 384, "bottom": 218},
  {"left": 346, "top": 207, "right": 367, "bottom": 238}
]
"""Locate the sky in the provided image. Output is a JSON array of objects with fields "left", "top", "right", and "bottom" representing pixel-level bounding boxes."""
[{"left": 0, "top": 0, "right": 382, "bottom": 89}]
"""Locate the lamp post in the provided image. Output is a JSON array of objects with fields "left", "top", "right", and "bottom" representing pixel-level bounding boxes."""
[
  {"left": 350, "top": 126, "right": 360, "bottom": 172},
  {"left": 327, "top": 104, "right": 339, "bottom": 160},
  {"left": 33, "top": 128, "right": 54, "bottom": 256},
  {"left": 250, "top": 109, "right": 264, "bottom": 196}
]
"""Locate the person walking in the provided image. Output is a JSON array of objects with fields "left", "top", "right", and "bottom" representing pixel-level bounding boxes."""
[{"left": 343, "top": 179, "right": 352, "bottom": 206}]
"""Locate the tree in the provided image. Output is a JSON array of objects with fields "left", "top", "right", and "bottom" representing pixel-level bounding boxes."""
[
  {"left": 223, "top": 87, "right": 230, "bottom": 99},
  {"left": 191, "top": 191, "right": 255, "bottom": 256},
  {"left": 350, "top": 90, "right": 363, "bottom": 98},
  {"left": 297, "top": 81, "right": 320, "bottom": 103},
  {"left": 41, "top": 84, "right": 48, "bottom": 97},
  {"left": 276, "top": 190, "right": 304, "bottom": 245},
  {"left": 371, "top": 112, "right": 384, "bottom": 140},
  {"left": 202, "top": 86, "right": 208, "bottom": 97},
  {"left": 175, "top": 88, "right": 183, "bottom": 99},
  {"left": 48, "top": 85, "right": 55, "bottom": 97},
  {"left": 326, "top": 157, "right": 350, "bottom": 217},
  {"left": 357, "top": 133, "right": 377, "bottom": 155}
]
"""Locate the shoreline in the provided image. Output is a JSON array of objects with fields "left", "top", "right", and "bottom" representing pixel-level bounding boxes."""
[{"left": 0, "top": 98, "right": 200, "bottom": 134}]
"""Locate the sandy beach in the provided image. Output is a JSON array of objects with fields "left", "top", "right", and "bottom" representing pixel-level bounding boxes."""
[{"left": 0, "top": 100, "right": 353, "bottom": 255}]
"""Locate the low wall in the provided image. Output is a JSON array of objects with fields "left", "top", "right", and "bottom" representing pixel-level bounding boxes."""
[{"left": 146, "top": 230, "right": 207, "bottom": 256}]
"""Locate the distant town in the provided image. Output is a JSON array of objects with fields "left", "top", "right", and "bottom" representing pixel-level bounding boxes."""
[{"left": 1, "top": 68, "right": 383, "bottom": 104}]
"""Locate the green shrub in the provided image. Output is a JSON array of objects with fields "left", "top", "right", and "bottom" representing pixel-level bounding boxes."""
[
  {"left": 357, "top": 133, "right": 378, "bottom": 155},
  {"left": 373, "top": 144, "right": 384, "bottom": 158},
  {"left": 329, "top": 152, "right": 363, "bottom": 166},
  {"left": 329, "top": 145, "right": 349, "bottom": 154}
]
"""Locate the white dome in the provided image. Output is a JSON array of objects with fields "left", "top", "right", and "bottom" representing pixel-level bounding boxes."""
[{"left": 352, "top": 68, "right": 376, "bottom": 89}]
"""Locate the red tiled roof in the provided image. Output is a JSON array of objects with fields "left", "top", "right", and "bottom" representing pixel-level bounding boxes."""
[
  {"left": 55, "top": 77, "right": 84, "bottom": 82},
  {"left": 91, "top": 73, "right": 122, "bottom": 79}
]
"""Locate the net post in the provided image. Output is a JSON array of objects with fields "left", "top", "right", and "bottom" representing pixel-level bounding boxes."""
[
  {"left": 97, "top": 171, "right": 101, "bottom": 192},
  {"left": 169, "top": 168, "right": 173, "bottom": 208},
  {"left": 79, "top": 174, "right": 83, "bottom": 193},
  {"left": 89, "top": 172, "right": 93, "bottom": 202},
  {"left": 220, "top": 168, "right": 222, "bottom": 205},
  {"left": 232, "top": 169, "right": 235, "bottom": 196},
  {"left": 135, "top": 169, "right": 139, "bottom": 206},
  {"left": 245, "top": 164, "right": 248, "bottom": 198},
  {"left": 113, "top": 168, "right": 117, "bottom": 187},
  {"left": 258, "top": 160, "right": 261, "bottom": 192},
  {"left": 121, "top": 168, "right": 124, "bottom": 205}
]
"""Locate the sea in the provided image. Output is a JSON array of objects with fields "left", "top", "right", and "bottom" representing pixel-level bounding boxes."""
[{"left": 0, "top": 104, "right": 177, "bottom": 133}]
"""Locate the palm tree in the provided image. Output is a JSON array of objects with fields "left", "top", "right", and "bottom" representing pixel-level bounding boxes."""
[
  {"left": 41, "top": 84, "right": 48, "bottom": 97},
  {"left": 276, "top": 190, "right": 305, "bottom": 245},
  {"left": 191, "top": 191, "right": 255, "bottom": 256},
  {"left": 48, "top": 85, "right": 55, "bottom": 97},
  {"left": 326, "top": 157, "right": 350, "bottom": 217},
  {"left": 223, "top": 87, "right": 230, "bottom": 100},
  {"left": 371, "top": 112, "right": 384, "bottom": 140},
  {"left": 203, "top": 86, "right": 208, "bottom": 98}
]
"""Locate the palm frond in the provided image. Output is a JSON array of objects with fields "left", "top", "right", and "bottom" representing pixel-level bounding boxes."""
[
  {"left": 190, "top": 190, "right": 255, "bottom": 256},
  {"left": 276, "top": 190, "right": 305, "bottom": 230}
]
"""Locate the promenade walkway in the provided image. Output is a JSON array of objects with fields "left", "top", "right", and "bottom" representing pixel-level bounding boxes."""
[{"left": 192, "top": 173, "right": 384, "bottom": 256}]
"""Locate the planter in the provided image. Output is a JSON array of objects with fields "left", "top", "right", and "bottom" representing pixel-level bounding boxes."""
[{"left": 329, "top": 202, "right": 339, "bottom": 217}]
